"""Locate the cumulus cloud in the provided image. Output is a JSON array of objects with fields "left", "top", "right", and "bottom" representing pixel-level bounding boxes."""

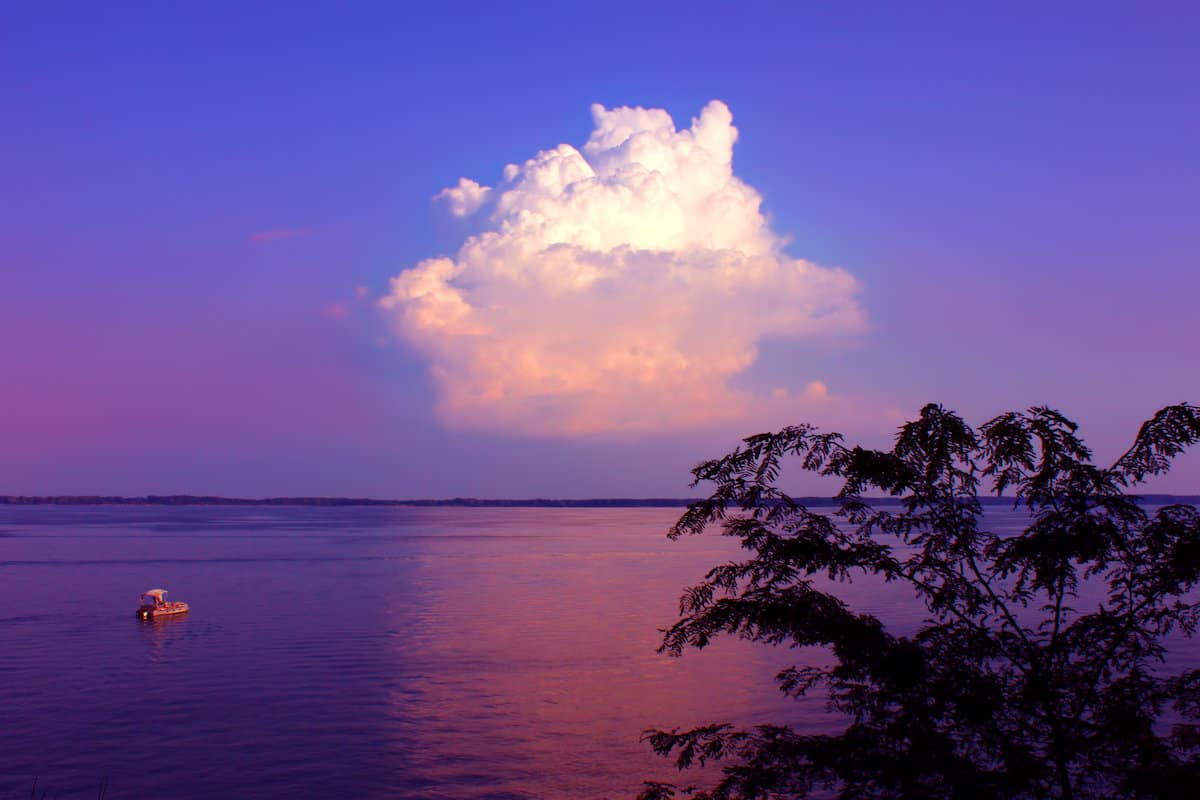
[
  {"left": 381, "top": 100, "right": 866, "bottom": 435},
  {"left": 434, "top": 178, "right": 492, "bottom": 217}
]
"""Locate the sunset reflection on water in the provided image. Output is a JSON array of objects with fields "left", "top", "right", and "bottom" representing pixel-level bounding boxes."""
[{"left": 0, "top": 504, "right": 1041, "bottom": 798}]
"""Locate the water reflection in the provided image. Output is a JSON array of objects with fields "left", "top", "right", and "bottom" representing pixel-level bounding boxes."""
[
  {"left": 137, "top": 613, "right": 191, "bottom": 659},
  {"left": 0, "top": 505, "right": 1116, "bottom": 799}
]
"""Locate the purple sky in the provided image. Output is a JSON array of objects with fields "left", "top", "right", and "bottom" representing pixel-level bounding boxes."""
[{"left": 2, "top": 4, "right": 1198, "bottom": 497}]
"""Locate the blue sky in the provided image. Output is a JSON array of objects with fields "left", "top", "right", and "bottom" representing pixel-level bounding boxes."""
[{"left": 2, "top": 3, "right": 1198, "bottom": 496}]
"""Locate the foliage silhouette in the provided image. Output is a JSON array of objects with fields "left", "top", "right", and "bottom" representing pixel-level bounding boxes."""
[{"left": 640, "top": 403, "right": 1200, "bottom": 799}]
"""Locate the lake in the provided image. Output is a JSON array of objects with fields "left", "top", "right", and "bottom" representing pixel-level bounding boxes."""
[{"left": 0, "top": 504, "right": 1193, "bottom": 798}]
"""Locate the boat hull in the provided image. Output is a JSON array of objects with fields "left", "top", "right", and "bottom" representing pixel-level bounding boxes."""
[{"left": 137, "top": 602, "right": 189, "bottom": 619}]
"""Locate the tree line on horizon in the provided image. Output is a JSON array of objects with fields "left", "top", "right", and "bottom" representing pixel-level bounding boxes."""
[{"left": 2, "top": 494, "right": 1197, "bottom": 508}]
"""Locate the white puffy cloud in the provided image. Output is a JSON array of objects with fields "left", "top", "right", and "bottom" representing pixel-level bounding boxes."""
[
  {"left": 382, "top": 100, "right": 867, "bottom": 436},
  {"left": 434, "top": 178, "right": 492, "bottom": 217}
]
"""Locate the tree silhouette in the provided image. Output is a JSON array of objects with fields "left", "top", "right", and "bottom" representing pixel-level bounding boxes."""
[{"left": 640, "top": 404, "right": 1200, "bottom": 799}]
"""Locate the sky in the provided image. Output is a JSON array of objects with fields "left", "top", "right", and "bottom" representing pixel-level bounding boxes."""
[{"left": 2, "top": 3, "right": 1198, "bottom": 497}]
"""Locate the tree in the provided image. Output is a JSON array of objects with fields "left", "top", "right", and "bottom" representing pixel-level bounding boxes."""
[{"left": 640, "top": 403, "right": 1200, "bottom": 799}]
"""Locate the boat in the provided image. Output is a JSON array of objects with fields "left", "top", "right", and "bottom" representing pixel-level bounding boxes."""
[{"left": 136, "top": 589, "right": 189, "bottom": 619}]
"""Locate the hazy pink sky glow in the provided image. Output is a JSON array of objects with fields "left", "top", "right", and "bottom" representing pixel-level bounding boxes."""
[
  {"left": 248, "top": 228, "right": 313, "bottom": 244},
  {"left": 2, "top": 5, "right": 1197, "bottom": 497}
]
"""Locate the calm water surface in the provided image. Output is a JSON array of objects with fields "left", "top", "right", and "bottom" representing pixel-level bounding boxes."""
[{"left": 0, "top": 505, "right": 1192, "bottom": 798}]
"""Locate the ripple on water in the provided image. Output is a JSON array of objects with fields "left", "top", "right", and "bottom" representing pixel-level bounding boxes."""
[{"left": 5, "top": 504, "right": 1184, "bottom": 798}]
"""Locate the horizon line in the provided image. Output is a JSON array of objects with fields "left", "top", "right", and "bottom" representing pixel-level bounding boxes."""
[{"left": 2, "top": 494, "right": 1198, "bottom": 508}]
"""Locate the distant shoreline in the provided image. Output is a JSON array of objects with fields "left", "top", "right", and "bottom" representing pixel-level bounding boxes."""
[{"left": 1, "top": 495, "right": 1197, "bottom": 508}]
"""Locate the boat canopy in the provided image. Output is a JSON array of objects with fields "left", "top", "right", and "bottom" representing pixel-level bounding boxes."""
[{"left": 142, "top": 589, "right": 168, "bottom": 600}]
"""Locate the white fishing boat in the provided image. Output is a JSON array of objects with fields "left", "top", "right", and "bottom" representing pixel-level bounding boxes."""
[{"left": 136, "top": 589, "right": 189, "bottom": 619}]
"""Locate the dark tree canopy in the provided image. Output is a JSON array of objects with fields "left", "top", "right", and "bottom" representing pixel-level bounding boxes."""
[{"left": 640, "top": 403, "right": 1200, "bottom": 800}]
